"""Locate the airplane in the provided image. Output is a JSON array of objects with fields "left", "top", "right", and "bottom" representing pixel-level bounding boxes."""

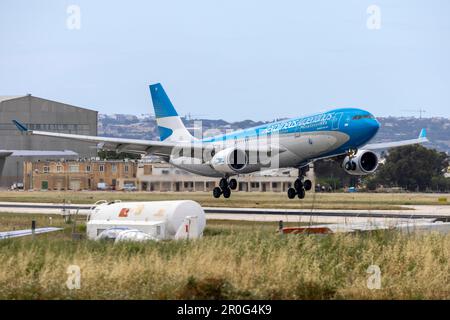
[{"left": 12, "top": 83, "right": 428, "bottom": 199}]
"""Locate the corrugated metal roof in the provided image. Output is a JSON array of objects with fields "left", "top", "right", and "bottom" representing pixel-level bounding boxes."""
[
  {"left": 0, "top": 95, "right": 26, "bottom": 103},
  {"left": 0, "top": 94, "right": 97, "bottom": 113}
]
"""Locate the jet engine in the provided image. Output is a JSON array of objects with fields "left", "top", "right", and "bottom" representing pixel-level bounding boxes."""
[
  {"left": 210, "top": 148, "right": 248, "bottom": 174},
  {"left": 342, "top": 150, "right": 379, "bottom": 175}
]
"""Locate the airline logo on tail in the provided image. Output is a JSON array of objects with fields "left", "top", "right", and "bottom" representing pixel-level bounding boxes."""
[{"left": 149, "top": 84, "right": 195, "bottom": 142}]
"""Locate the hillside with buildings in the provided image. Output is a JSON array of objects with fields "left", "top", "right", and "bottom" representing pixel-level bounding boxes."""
[{"left": 99, "top": 114, "right": 450, "bottom": 153}]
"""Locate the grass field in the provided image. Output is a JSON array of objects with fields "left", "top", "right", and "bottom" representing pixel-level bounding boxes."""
[
  {"left": 1, "top": 191, "right": 450, "bottom": 210},
  {"left": 0, "top": 213, "right": 448, "bottom": 299}
]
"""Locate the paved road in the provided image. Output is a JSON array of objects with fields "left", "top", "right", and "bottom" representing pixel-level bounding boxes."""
[
  {"left": 204, "top": 206, "right": 450, "bottom": 223},
  {"left": 0, "top": 201, "right": 449, "bottom": 223}
]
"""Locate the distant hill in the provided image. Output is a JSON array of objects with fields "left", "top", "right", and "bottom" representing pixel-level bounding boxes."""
[
  {"left": 98, "top": 114, "right": 450, "bottom": 153},
  {"left": 375, "top": 117, "right": 450, "bottom": 153}
]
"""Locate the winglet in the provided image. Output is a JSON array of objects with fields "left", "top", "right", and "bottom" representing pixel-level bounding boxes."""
[
  {"left": 12, "top": 120, "right": 29, "bottom": 132},
  {"left": 419, "top": 128, "right": 427, "bottom": 139}
]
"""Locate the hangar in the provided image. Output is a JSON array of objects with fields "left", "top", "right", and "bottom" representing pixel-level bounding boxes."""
[{"left": 0, "top": 94, "right": 98, "bottom": 188}]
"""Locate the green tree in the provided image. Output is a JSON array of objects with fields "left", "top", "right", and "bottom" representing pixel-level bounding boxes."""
[
  {"left": 430, "top": 176, "right": 450, "bottom": 192},
  {"left": 372, "top": 145, "right": 448, "bottom": 191},
  {"left": 314, "top": 158, "right": 352, "bottom": 190},
  {"left": 364, "top": 175, "right": 378, "bottom": 191},
  {"left": 97, "top": 150, "right": 141, "bottom": 160}
]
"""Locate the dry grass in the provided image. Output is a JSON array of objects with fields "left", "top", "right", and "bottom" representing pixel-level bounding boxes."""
[
  {"left": 1, "top": 191, "right": 449, "bottom": 209},
  {"left": 0, "top": 214, "right": 448, "bottom": 299},
  {"left": 0, "top": 213, "right": 66, "bottom": 232}
]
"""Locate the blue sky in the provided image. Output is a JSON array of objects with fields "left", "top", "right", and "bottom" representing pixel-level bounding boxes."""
[{"left": 1, "top": 0, "right": 449, "bottom": 121}]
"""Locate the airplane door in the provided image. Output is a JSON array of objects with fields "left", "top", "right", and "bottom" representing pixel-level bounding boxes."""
[
  {"left": 331, "top": 112, "right": 343, "bottom": 130},
  {"left": 294, "top": 126, "right": 301, "bottom": 138}
]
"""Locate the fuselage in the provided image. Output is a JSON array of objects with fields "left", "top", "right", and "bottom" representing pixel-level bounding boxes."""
[{"left": 170, "top": 108, "right": 380, "bottom": 177}]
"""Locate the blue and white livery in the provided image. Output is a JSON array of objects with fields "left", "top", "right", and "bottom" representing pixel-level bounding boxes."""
[{"left": 13, "top": 83, "right": 428, "bottom": 199}]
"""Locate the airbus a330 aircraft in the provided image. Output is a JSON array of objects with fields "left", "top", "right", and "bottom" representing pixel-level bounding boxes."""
[{"left": 13, "top": 83, "right": 428, "bottom": 199}]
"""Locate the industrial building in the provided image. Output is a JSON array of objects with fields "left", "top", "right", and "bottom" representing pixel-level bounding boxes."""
[{"left": 0, "top": 95, "right": 98, "bottom": 187}]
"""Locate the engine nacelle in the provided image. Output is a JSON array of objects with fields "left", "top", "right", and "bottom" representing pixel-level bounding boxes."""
[
  {"left": 210, "top": 148, "right": 248, "bottom": 174},
  {"left": 342, "top": 150, "right": 379, "bottom": 175}
]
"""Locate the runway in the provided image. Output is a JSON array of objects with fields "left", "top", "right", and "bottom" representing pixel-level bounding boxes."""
[{"left": 0, "top": 201, "right": 449, "bottom": 224}]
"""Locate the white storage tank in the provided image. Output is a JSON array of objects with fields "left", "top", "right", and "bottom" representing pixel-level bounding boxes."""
[{"left": 87, "top": 200, "right": 206, "bottom": 241}]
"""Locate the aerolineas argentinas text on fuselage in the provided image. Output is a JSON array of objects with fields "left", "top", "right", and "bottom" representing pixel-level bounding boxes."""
[{"left": 12, "top": 83, "right": 428, "bottom": 199}]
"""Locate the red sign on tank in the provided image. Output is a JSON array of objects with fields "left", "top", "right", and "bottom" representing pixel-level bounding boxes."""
[{"left": 119, "top": 208, "right": 129, "bottom": 217}]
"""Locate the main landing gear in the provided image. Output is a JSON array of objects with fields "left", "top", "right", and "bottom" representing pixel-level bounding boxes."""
[
  {"left": 344, "top": 148, "right": 358, "bottom": 171},
  {"left": 287, "top": 167, "right": 312, "bottom": 200},
  {"left": 213, "top": 177, "right": 238, "bottom": 199}
]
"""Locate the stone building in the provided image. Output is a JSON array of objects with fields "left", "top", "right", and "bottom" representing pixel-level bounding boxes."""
[
  {"left": 23, "top": 159, "right": 137, "bottom": 191},
  {"left": 23, "top": 159, "right": 315, "bottom": 193}
]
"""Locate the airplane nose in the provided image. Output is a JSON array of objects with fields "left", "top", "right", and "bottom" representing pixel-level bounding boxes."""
[
  {"left": 368, "top": 118, "right": 380, "bottom": 136},
  {"left": 374, "top": 118, "right": 380, "bottom": 130}
]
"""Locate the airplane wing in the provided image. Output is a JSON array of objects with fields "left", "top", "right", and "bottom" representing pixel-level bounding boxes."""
[
  {"left": 0, "top": 227, "right": 63, "bottom": 240},
  {"left": 0, "top": 150, "right": 78, "bottom": 157},
  {"left": 362, "top": 128, "right": 428, "bottom": 151},
  {"left": 12, "top": 120, "right": 286, "bottom": 158},
  {"left": 13, "top": 120, "right": 177, "bottom": 157}
]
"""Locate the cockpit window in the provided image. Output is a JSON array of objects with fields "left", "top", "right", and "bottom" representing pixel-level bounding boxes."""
[{"left": 352, "top": 114, "right": 374, "bottom": 120}]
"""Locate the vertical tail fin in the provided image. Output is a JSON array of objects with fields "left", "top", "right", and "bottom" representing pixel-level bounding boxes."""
[{"left": 149, "top": 83, "right": 194, "bottom": 142}]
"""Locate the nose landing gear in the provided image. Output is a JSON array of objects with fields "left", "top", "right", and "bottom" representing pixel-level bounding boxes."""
[
  {"left": 287, "top": 166, "right": 313, "bottom": 200},
  {"left": 213, "top": 177, "right": 238, "bottom": 199}
]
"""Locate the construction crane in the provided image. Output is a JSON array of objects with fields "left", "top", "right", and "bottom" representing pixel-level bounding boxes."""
[
  {"left": 184, "top": 113, "right": 207, "bottom": 121},
  {"left": 401, "top": 108, "right": 427, "bottom": 119}
]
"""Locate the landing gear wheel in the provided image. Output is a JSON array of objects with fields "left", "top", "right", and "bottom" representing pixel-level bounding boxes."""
[
  {"left": 297, "top": 188, "right": 306, "bottom": 199},
  {"left": 294, "top": 179, "right": 303, "bottom": 191},
  {"left": 219, "top": 178, "right": 228, "bottom": 190},
  {"left": 215, "top": 178, "right": 235, "bottom": 199},
  {"left": 303, "top": 179, "right": 312, "bottom": 191},
  {"left": 287, "top": 188, "right": 297, "bottom": 199},
  {"left": 345, "top": 162, "right": 352, "bottom": 170},
  {"left": 288, "top": 165, "right": 311, "bottom": 199},
  {"left": 229, "top": 179, "right": 237, "bottom": 190},
  {"left": 213, "top": 187, "right": 222, "bottom": 198},
  {"left": 222, "top": 188, "right": 231, "bottom": 199},
  {"left": 345, "top": 161, "right": 357, "bottom": 171}
]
